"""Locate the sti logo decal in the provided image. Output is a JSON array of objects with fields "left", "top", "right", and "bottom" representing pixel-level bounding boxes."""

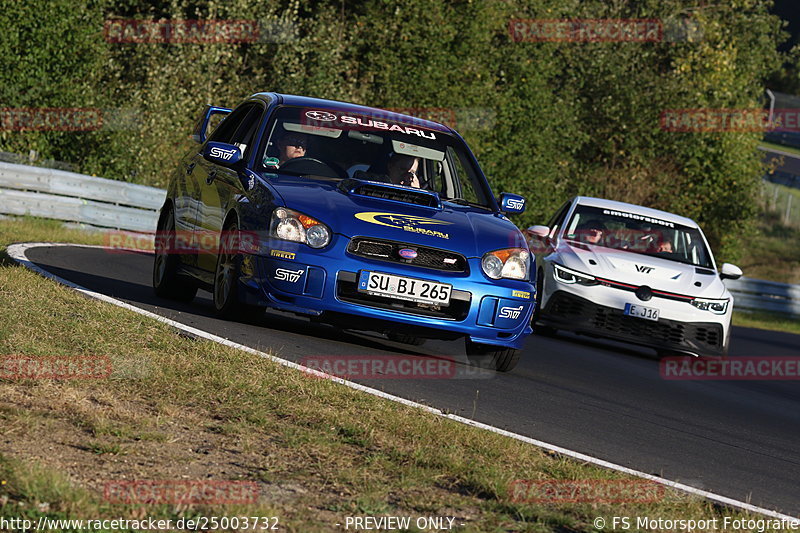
[
  {"left": 635, "top": 265, "right": 654, "bottom": 274},
  {"left": 355, "top": 212, "right": 452, "bottom": 239},
  {"left": 506, "top": 198, "right": 525, "bottom": 210},
  {"left": 274, "top": 268, "right": 304, "bottom": 283},
  {"left": 499, "top": 305, "right": 524, "bottom": 319},
  {"left": 209, "top": 146, "right": 238, "bottom": 161}
]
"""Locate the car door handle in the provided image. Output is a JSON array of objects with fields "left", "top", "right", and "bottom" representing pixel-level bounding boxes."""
[{"left": 206, "top": 170, "right": 217, "bottom": 185}]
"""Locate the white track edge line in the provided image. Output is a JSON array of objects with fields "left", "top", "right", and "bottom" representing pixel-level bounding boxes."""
[{"left": 6, "top": 242, "right": 799, "bottom": 523}]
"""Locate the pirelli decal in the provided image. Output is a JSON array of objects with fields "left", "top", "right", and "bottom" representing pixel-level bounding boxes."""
[{"left": 270, "top": 250, "right": 296, "bottom": 260}]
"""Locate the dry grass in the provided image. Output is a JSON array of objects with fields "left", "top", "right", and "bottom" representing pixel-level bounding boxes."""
[{"left": 0, "top": 216, "right": 792, "bottom": 531}]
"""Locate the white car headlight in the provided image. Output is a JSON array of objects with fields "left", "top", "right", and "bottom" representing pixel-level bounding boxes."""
[
  {"left": 553, "top": 263, "right": 598, "bottom": 285},
  {"left": 481, "top": 248, "right": 530, "bottom": 280},
  {"left": 270, "top": 208, "right": 331, "bottom": 249},
  {"left": 691, "top": 297, "right": 729, "bottom": 314}
]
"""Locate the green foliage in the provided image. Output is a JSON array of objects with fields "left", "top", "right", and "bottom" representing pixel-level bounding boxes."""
[{"left": 0, "top": 0, "right": 788, "bottom": 261}]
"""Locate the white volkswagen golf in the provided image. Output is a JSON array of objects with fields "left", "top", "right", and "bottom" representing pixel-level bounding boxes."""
[{"left": 526, "top": 197, "right": 743, "bottom": 357}]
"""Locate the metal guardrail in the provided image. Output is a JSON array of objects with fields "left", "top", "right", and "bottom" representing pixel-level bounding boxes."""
[
  {"left": 725, "top": 277, "right": 800, "bottom": 316},
  {"left": 0, "top": 161, "right": 164, "bottom": 232}
]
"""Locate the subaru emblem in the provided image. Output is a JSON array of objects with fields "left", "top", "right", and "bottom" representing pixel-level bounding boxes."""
[{"left": 398, "top": 248, "right": 418, "bottom": 260}]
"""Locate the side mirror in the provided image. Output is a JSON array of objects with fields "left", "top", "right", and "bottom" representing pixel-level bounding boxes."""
[
  {"left": 192, "top": 105, "right": 232, "bottom": 143},
  {"left": 203, "top": 142, "right": 243, "bottom": 166},
  {"left": 524, "top": 225, "right": 551, "bottom": 254},
  {"left": 720, "top": 263, "right": 743, "bottom": 280},
  {"left": 526, "top": 225, "right": 550, "bottom": 238},
  {"left": 498, "top": 193, "right": 526, "bottom": 214}
]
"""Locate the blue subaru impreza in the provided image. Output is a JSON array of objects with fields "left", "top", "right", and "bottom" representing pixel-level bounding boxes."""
[{"left": 153, "top": 93, "right": 534, "bottom": 371}]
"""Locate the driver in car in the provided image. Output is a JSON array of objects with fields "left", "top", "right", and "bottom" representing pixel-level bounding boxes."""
[
  {"left": 276, "top": 133, "right": 308, "bottom": 166},
  {"left": 387, "top": 154, "right": 421, "bottom": 188},
  {"left": 576, "top": 219, "right": 606, "bottom": 246}
]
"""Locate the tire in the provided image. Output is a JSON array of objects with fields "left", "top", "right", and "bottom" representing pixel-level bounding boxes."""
[
  {"left": 465, "top": 339, "right": 521, "bottom": 372},
  {"left": 153, "top": 206, "right": 197, "bottom": 302},
  {"left": 386, "top": 332, "right": 426, "bottom": 346},
  {"left": 656, "top": 348, "right": 685, "bottom": 358},
  {"left": 532, "top": 268, "right": 557, "bottom": 336},
  {"left": 721, "top": 328, "right": 731, "bottom": 358},
  {"left": 213, "top": 220, "right": 247, "bottom": 319}
]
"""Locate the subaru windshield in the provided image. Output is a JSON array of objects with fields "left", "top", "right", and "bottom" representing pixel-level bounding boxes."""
[
  {"left": 563, "top": 205, "right": 714, "bottom": 269},
  {"left": 259, "top": 106, "right": 494, "bottom": 209}
]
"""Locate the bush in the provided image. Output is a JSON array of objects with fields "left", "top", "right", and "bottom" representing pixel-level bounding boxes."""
[{"left": 0, "top": 0, "right": 787, "bottom": 261}]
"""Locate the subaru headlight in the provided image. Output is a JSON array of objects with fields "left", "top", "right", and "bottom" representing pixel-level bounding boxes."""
[
  {"left": 691, "top": 297, "right": 729, "bottom": 315},
  {"left": 481, "top": 248, "right": 530, "bottom": 280},
  {"left": 553, "top": 264, "right": 598, "bottom": 285},
  {"left": 270, "top": 208, "right": 331, "bottom": 249}
]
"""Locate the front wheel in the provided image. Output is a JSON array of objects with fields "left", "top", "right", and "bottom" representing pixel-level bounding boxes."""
[
  {"left": 214, "top": 221, "right": 244, "bottom": 318},
  {"left": 213, "top": 221, "right": 265, "bottom": 321},
  {"left": 465, "top": 339, "right": 521, "bottom": 372},
  {"left": 532, "top": 269, "right": 557, "bottom": 337}
]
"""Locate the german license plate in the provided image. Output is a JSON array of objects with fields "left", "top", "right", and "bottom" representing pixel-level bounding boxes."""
[
  {"left": 358, "top": 271, "right": 451, "bottom": 306},
  {"left": 624, "top": 303, "right": 659, "bottom": 321}
]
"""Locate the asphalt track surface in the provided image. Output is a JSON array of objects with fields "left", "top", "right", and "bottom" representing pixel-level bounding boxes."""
[
  {"left": 763, "top": 147, "right": 800, "bottom": 176},
  {"left": 21, "top": 245, "right": 800, "bottom": 516}
]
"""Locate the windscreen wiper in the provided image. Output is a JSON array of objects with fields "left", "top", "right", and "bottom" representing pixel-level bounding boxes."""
[{"left": 443, "top": 197, "right": 488, "bottom": 209}]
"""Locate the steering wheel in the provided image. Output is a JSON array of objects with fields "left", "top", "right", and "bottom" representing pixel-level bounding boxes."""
[{"left": 279, "top": 157, "right": 345, "bottom": 179}]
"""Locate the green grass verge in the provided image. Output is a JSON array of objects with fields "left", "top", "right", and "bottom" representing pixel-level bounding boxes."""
[
  {"left": 759, "top": 141, "right": 800, "bottom": 158},
  {"left": 738, "top": 186, "right": 800, "bottom": 284},
  {"left": 0, "top": 217, "right": 792, "bottom": 531},
  {"left": 733, "top": 311, "right": 800, "bottom": 335}
]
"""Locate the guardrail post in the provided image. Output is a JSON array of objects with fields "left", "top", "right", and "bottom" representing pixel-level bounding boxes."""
[{"left": 785, "top": 193, "right": 793, "bottom": 225}]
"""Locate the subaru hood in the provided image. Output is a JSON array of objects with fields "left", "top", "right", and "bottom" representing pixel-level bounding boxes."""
[{"left": 264, "top": 175, "right": 526, "bottom": 257}]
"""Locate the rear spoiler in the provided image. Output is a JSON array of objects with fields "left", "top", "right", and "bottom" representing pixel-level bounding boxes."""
[{"left": 191, "top": 104, "right": 232, "bottom": 144}]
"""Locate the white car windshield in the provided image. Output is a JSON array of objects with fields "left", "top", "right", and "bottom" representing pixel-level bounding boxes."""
[
  {"left": 564, "top": 205, "right": 714, "bottom": 269},
  {"left": 260, "top": 106, "right": 492, "bottom": 209}
]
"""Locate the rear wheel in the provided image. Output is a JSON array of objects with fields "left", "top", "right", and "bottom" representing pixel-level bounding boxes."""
[
  {"left": 465, "top": 339, "right": 521, "bottom": 372},
  {"left": 153, "top": 206, "right": 197, "bottom": 302}
]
